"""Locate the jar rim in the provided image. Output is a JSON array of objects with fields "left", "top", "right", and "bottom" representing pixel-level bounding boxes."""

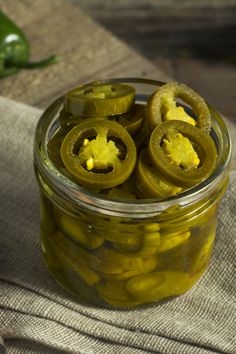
[{"left": 34, "top": 78, "right": 231, "bottom": 217}]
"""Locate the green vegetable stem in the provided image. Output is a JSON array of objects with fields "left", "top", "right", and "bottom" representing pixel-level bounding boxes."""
[{"left": 0, "top": 11, "right": 59, "bottom": 78}]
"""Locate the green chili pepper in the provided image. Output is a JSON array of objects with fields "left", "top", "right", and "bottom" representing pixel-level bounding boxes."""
[
  {"left": 136, "top": 149, "right": 182, "bottom": 198},
  {"left": 148, "top": 120, "right": 217, "bottom": 187},
  {"left": 0, "top": 11, "right": 59, "bottom": 79},
  {"left": 64, "top": 82, "right": 135, "bottom": 117},
  {"left": 60, "top": 118, "right": 137, "bottom": 189},
  {"left": 146, "top": 81, "right": 211, "bottom": 133}
]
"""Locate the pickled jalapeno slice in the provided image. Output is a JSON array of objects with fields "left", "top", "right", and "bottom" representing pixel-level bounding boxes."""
[
  {"left": 132, "top": 118, "right": 150, "bottom": 150},
  {"left": 59, "top": 109, "right": 82, "bottom": 131},
  {"left": 47, "top": 128, "right": 68, "bottom": 170},
  {"left": 60, "top": 118, "right": 137, "bottom": 189},
  {"left": 105, "top": 178, "right": 141, "bottom": 199},
  {"left": 53, "top": 206, "right": 104, "bottom": 249},
  {"left": 64, "top": 81, "right": 135, "bottom": 117},
  {"left": 126, "top": 271, "right": 192, "bottom": 303},
  {"left": 50, "top": 230, "right": 100, "bottom": 286},
  {"left": 59, "top": 108, "right": 110, "bottom": 132},
  {"left": 96, "top": 280, "right": 141, "bottom": 308},
  {"left": 136, "top": 149, "right": 182, "bottom": 198},
  {"left": 146, "top": 81, "right": 211, "bottom": 133},
  {"left": 148, "top": 120, "right": 217, "bottom": 187},
  {"left": 110, "top": 103, "right": 145, "bottom": 135}
]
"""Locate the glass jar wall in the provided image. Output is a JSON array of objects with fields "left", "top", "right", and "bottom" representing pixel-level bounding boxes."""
[{"left": 34, "top": 78, "right": 231, "bottom": 308}]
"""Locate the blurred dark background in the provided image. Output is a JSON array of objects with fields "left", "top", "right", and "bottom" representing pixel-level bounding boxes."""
[{"left": 79, "top": 0, "right": 236, "bottom": 119}]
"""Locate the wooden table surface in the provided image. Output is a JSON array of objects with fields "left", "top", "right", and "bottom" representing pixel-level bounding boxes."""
[
  {"left": 0, "top": 0, "right": 170, "bottom": 108},
  {"left": 0, "top": 0, "right": 235, "bottom": 168},
  {"left": 79, "top": 0, "right": 236, "bottom": 119}
]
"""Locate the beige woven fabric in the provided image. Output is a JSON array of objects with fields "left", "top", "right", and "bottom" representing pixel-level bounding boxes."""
[{"left": 0, "top": 96, "right": 235, "bottom": 354}]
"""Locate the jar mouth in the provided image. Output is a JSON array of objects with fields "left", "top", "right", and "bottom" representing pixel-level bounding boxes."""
[{"left": 34, "top": 78, "right": 232, "bottom": 216}]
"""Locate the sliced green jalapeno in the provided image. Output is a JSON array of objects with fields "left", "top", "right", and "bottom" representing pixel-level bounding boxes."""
[
  {"left": 191, "top": 229, "right": 215, "bottom": 274},
  {"left": 64, "top": 81, "right": 135, "bottom": 117},
  {"left": 53, "top": 206, "right": 104, "bottom": 249},
  {"left": 59, "top": 109, "right": 82, "bottom": 131},
  {"left": 50, "top": 230, "right": 100, "bottom": 286},
  {"left": 159, "top": 230, "right": 190, "bottom": 252},
  {"left": 132, "top": 119, "right": 150, "bottom": 150},
  {"left": 99, "top": 256, "right": 158, "bottom": 281},
  {"left": 96, "top": 280, "right": 141, "bottom": 308},
  {"left": 136, "top": 149, "right": 182, "bottom": 198},
  {"left": 146, "top": 81, "right": 211, "bottom": 133},
  {"left": 126, "top": 271, "right": 192, "bottom": 302},
  {"left": 98, "top": 176, "right": 140, "bottom": 200},
  {"left": 47, "top": 128, "right": 67, "bottom": 168},
  {"left": 59, "top": 108, "right": 109, "bottom": 132},
  {"left": 40, "top": 194, "right": 56, "bottom": 234},
  {"left": 148, "top": 120, "right": 217, "bottom": 187},
  {"left": 110, "top": 103, "right": 145, "bottom": 135},
  {"left": 113, "top": 232, "right": 160, "bottom": 257},
  {"left": 134, "top": 232, "right": 161, "bottom": 257},
  {"left": 60, "top": 118, "right": 137, "bottom": 189},
  {"left": 96, "top": 247, "right": 144, "bottom": 271}
]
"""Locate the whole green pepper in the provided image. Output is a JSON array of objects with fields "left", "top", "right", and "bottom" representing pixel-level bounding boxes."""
[{"left": 0, "top": 11, "right": 59, "bottom": 78}]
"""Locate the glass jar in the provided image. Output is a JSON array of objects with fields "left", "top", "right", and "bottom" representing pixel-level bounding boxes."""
[{"left": 34, "top": 78, "right": 231, "bottom": 308}]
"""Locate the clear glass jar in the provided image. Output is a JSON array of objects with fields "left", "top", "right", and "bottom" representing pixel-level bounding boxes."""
[{"left": 34, "top": 78, "right": 231, "bottom": 308}]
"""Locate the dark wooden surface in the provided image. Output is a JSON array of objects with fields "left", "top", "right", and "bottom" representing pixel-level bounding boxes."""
[
  {"left": 79, "top": 0, "right": 236, "bottom": 121},
  {"left": 79, "top": 0, "right": 236, "bottom": 168},
  {"left": 0, "top": 0, "right": 170, "bottom": 108}
]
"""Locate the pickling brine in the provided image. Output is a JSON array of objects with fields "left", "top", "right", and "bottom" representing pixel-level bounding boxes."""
[{"left": 34, "top": 78, "right": 231, "bottom": 308}]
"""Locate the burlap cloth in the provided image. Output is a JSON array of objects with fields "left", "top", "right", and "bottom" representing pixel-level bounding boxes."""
[{"left": 0, "top": 96, "right": 235, "bottom": 354}]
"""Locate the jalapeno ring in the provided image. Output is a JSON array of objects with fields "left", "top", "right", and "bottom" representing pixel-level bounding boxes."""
[
  {"left": 64, "top": 82, "right": 135, "bottom": 117},
  {"left": 60, "top": 118, "right": 137, "bottom": 189},
  {"left": 110, "top": 103, "right": 145, "bottom": 135},
  {"left": 146, "top": 81, "right": 211, "bottom": 133},
  {"left": 148, "top": 120, "right": 217, "bottom": 187},
  {"left": 136, "top": 149, "right": 182, "bottom": 198}
]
